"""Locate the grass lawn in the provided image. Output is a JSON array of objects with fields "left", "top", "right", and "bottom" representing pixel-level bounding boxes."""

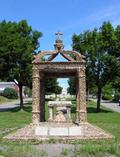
[{"left": 0, "top": 100, "right": 120, "bottom": 157}]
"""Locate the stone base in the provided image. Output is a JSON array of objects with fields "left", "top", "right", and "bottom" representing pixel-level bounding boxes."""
[
  {"left": 35, "top": 125, "right": 82, "bottom": 136},
  {"left": 3, "top": 122, "right": 114, "bottom": 141}
]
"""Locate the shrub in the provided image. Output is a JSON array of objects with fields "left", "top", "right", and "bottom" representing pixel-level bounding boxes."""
[
  {"left": 102, "top": 94, "right": 112, "bottom": 100},
  {"left": 24, "top": 87, "right": 32, "bottom": 97},
  {"left": 102, "top": 84, "right": 113, "bottom": 100},
  {"left": 113, "top": 91, "right": 120, "bottom": 101},
  {"left": 2, "top": 88, "right": 18, "bottom": 99}
]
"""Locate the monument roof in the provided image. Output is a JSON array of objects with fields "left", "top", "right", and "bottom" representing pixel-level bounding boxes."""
[{"left": 33, "top": 32, "right": 85, "bottom": 63}]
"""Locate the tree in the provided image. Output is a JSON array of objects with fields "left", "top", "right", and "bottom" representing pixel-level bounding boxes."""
[
  {"left": 71, "top": 21, "right": 120, "bottom": 112},
  {"left": 0, "top": 20, "right": 42, "bottom": 108},
  {"left": 67, "top": 77, "right": 76, "bottom": 95},
  {"left": 45, "top": 78, "right": 62, "bottom": 95}
]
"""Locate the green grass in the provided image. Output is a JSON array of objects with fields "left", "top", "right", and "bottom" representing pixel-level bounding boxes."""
[
  {"left": 0, "top": 100, "right": 120, "bottom": 157},
  {"left": 87, "top": 100, "right": 120, "bottom": 142},
  {"left": 0, "top": 103, "right": 32, "bottom": 138}
]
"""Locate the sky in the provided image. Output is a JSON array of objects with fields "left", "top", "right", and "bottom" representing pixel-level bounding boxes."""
[{"left": 0, "top": 0, "right": 120, "bottom": 88}]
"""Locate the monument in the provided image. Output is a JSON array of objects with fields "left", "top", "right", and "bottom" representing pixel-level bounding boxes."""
[{"left": 4, "top": 32, "right": 113, "bottom": 141}]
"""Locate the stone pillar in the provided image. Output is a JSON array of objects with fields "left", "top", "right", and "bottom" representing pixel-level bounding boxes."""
[
  {"left": 40, "top": 73, "right": 45, "bottom": 121},
  {"left": 76, "top": 66, "right": 87, "bottom": 124},
  {"left": 32, "top": 68, "right": 40, "bottom": 124}
]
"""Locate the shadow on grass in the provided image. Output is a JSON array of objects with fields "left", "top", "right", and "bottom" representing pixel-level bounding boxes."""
[
  {"left": 71, "top": 106, "right": 112, "bottom": 114},
  {"left": 10, "top": 102, "right": 32, "bottom": 112},
  {"left": 10, "top": 106, "right": 32, "bottom": 113},
  {"left": 87, "top": 107, "right": 112, "bottom": 113},
  {"left": 7, "top": 106, "right": 32, "bottom": 113},
  {"left": 0, "top": 103, "right": 32, "bottom": 113},
  {"left": 71, "top": 106, "right": 76, "bottom": 113},
  {"left": 45, "top": 98, "right": 55, "bottom": 101}
]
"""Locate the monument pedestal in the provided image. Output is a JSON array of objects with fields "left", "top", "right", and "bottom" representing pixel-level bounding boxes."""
[{"left": 4, "top": 122, "right": 114, "bottom": 141}]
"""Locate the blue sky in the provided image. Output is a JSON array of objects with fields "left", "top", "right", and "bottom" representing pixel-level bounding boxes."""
[{"left": 0, "top": 0, "right": 120, "bottom": 88}]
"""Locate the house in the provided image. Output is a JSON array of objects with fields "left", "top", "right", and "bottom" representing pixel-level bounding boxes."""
[{"left": 0, "top": 82, "right": 19, "bottom": 94}]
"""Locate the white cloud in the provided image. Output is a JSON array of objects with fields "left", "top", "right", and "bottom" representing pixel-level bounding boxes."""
[
  {"left": 57, "top": 3, "right": 120, "bottom": 32},
  {"left": 87, "top": 4, "right": 120, "bottom": 23}
]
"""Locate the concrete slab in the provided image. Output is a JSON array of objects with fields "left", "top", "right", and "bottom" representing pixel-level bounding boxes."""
[
  {"left": 35, "top": 126, "right": 82, "bottom": 136},
  {"left": 49, "top": 127, "right": 68, "bottom": 136},
  {"left": 69, "top": 126, "right": 82, "bottom": 136},
  {"left": 35, "top": 127, "right": 48, "bottom": 136}
]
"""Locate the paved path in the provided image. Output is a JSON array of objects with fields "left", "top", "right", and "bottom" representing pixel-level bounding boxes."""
[
  {"left": 101, "top": 100, "right": 120, "bottom": 113},
  {"left": 0, "top": 98, "right": 32, "bottom": 111}
]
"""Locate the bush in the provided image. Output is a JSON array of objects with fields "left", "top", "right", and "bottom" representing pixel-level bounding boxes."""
[
  {"left": 102, "top": 94, "right": 112, "bottom": 100},
  {"left": 2, "top": 88, "right": 18, "bottom": 99},
  {"left": 113, "top": 91, "right": 120, "bottom": 101},
  {"left": 102, "top": 84, "right": 113, "bottom": 100},
  {"left": 24, "top": 87, "right": 32, "bottom": 97}
]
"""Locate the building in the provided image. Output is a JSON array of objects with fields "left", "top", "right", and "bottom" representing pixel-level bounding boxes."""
[{"left": 0, "top": 82, "right": 19, "bottom": 94}]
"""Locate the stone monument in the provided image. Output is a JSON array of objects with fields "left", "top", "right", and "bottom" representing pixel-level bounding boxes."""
[
  {"left": 48, "top": 101, "right": 72, "bottom": 122},
  {"left": 4, "top": 32, "right": 113, "bottom": 141}
]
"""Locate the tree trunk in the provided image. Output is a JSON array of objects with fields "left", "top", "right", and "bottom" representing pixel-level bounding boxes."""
[
  {"left": 97, "top": 86, "right": 102, "bottom": 112},
  {"left": 18, "top": 82, "right": 23, "bottom": 109}
]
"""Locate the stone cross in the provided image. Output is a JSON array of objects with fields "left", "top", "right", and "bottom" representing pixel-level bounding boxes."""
[{"left": 55, "top": 31, "right": 63, "bottom": 39}]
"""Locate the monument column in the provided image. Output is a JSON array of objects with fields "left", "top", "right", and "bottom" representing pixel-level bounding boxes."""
[
  {"left": 76, "top": 66, "right": 87, "bottom": 124},
  {"left": 32, "top": 68, "right": 41, "bottom": 124},
  {"left": 40, "top": 73, "right": 45, "bottom": 122}
]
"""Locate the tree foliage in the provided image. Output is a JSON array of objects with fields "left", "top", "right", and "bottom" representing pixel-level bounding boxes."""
[
  {"left": 45, "top": 78, "right": 62, "bottom": 95},
  {"left": 67, "top": 77, "right": 76, "bottom": 95},
  {"left": 70, "top": 21, "right": 120, "bottom": 112},
  {"left": 2, "top": 88, "right": 18, "bottom": 99},
  {"left": 0, "top": 20, "right": 42, "bottom": 108}
]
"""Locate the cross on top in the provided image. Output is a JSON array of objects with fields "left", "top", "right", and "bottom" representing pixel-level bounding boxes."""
[{"left": 55, "top": 31, "right": 63, "bottom": 39}]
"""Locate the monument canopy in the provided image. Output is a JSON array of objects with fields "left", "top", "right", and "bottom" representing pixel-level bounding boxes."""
[{"left": 33, "top": 31, "right": 85, "bottom": 63}]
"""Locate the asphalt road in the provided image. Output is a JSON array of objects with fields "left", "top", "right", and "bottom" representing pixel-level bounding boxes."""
[
  {"left": 0, "top": 98, "right": 120, "bottom": 113},
  {"left": 101, "top": 99, "right": 120, "bottom": 113},
  {"left": 0, "top": 98, "right": 32, "bottom": 111}
]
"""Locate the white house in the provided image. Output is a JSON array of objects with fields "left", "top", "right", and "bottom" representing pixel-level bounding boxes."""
[{"left": 0, "top": 82, "right": 19, "bottom": 94}]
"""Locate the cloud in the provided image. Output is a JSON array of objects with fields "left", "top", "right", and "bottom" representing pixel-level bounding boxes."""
[
  {"left": 57, "top": 3, "right": 120, "bottom": 32},
  {"left": 87, "top": 4, "right": 120, "bottom": 23}
]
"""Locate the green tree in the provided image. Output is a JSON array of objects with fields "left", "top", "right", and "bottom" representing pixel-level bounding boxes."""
[
  {"left": 71, "top": 21, "right": 120, "bottom": 112},
  {"left": 102, "top": 84, "right": 114, "bottom": 100},
  {"left": 0, "top": 20, "right": 42, "bottom": 108},
  {"left": 2, "top": 88, "right": 18, "bottom": 99},
  {"left": 45, "top": 78, "right": 62, "bottom": 95},
  {"left": 67, "top": 77, "right": 76, "bottom": 95}
]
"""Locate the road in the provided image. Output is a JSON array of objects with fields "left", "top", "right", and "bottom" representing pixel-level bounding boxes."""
[
  {"left": 101, "top": 99, "right": 120, "bottom": 113},
  {"left": 0, "top": 98, "right": 32, "bottom": 111},
  {"left": 91, "top": 99, "right": 120, "bottom": 113},
  {"left": 0, "top": 98, "right": 120, "bottom": 113}
]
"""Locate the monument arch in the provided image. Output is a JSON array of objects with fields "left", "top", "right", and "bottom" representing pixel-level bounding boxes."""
[{"left": 32, "top": 32, "right": 87, "bottom": 124}]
